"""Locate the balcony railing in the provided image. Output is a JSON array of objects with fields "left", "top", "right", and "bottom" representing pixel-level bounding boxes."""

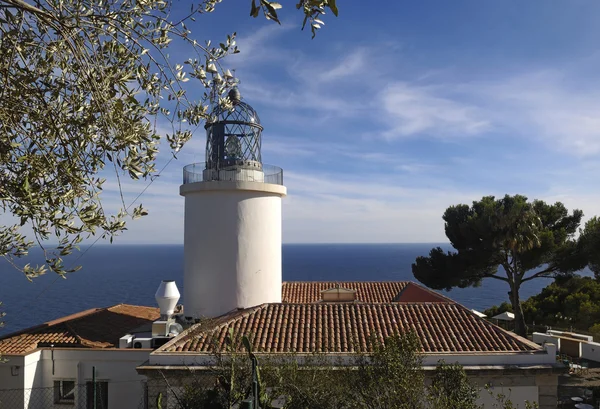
[{"left": 183, "top": 163, "right": 283, "bottom": 185}]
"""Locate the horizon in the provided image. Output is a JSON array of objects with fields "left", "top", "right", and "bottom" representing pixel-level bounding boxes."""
[{"left": 22, "top": 241, "right": 454, "bottom": 247}]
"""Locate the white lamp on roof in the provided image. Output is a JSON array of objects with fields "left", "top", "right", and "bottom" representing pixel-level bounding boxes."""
[{"left": 155, "top": 280, "right": 180, "bottom": 318}]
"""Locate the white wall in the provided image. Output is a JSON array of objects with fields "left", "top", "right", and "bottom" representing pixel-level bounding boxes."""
[
  {"left": 532, "top": 333, "right": 560, "bottom": 348},
  {"left": 536, "top": 331, "right": 600, "bottom": 361},
  {"left": 150, "top": 343, "right": 557, "bottom": 366},
  {"left": 23, "top": 351, "right": 44, "bottom": 409},
  {"left": 0, "top": 349, "right": 150, "bottom": 409},
  {"left": 181, "top": 181, "right": 286, "bottom": 318},
  {"left": 40, "top": 349, "right": 150, "bottom": 409},
  {"left": 0, "top": 355, "right": 25, "bottom": 408},
  {"left": 547, "top": 330, "right": 593, "bottom": 342},
  {"left": 477, "top": 386, "right": 538, "bottom": 408},
  {"left": 581, "top": 341, "right": 600, "bottom": 362}
]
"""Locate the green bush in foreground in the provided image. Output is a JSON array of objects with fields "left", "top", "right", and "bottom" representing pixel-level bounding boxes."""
[{"left": 159, "top": 331, "right": 537, "bottom": 409}]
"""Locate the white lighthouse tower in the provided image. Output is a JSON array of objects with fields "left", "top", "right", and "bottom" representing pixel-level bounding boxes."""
[{"left": 180, "top": 88, "right": 287, "bottom": 319}]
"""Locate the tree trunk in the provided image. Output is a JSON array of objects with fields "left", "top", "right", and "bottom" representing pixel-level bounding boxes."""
[{"left": 508, "top": 283, "right": 527, "bottom": 337}]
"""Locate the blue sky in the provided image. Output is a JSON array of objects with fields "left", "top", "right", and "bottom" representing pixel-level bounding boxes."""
[{"left": 38, "top": 1, "right": 600, "bottom": 244}]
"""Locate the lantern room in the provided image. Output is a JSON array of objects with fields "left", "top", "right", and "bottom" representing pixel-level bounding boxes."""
[{"left": 202, "top": 88, "right": 264, "bottom": 182}]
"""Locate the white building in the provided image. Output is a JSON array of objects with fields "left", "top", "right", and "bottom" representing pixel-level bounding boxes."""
[
  {"left": 0, "top": 304, "right": 159, "bottom": 409},
  {"left": 140, "top": 88, "right": 562, "bottom": 409},
  {"left": 141, "top": 281, "right": 560, "bottom": 409},
  {"left": 0, "top": 88, "right": 563, "bottom": 409}
]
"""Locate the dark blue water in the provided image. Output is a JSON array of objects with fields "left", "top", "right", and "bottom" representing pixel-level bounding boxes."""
[{"left": 0, "top": 244, "right": 559, "bottom": 334}]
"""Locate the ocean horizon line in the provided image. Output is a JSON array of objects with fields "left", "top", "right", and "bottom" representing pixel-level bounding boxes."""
[{"left": 38, "top": 242, "right": 453, "bottom": 247}]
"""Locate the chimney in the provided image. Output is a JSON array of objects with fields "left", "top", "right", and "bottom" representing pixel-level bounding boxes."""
[
  {"left": 155, "top": 280, "right": 180, "bottom": 319},
  {"left": 153, "top": 281, "right": 181, "bottom": 338}
]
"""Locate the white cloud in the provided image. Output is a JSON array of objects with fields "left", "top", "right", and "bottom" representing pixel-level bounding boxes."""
[
  {"left": 236, "top": 45, "right": 374, "bottom": 121},
  {"left": 316, "top": 48, "right": 369, "bottom": 83},
  {"left": 284, "top": 47, "right": 371, "bottom": 85},
  {"left": 280, "top": 168, "right": 600, "bottom": 243},
  {"left": 262, "top": 139, "right": 316, "bottom": 157},
  {"left": 378, "top": 82, "right": 491, "bottom": 139},
  {"left": 282, "top": 172, "right": 487, "bottom": 243},
  {"left": 234, "top": 40, "right": 493, "bottom": 142},
  {"left": 262, "top": 137, "right": 446, "bottom": 177},
  {"left": 227, "top": 24, "right": 296, "bottom": 69},
  {"left": 229, "top": 23, "right": 600, "bottom": 157},
  {"left": 241, "top": 80, "right": 360, "bottom": 116},
  {"left": 41, "top": 30, "right": 600, "bottom": 245},
  {"left": 472, "top": 71, "right": 600, "bottom": 157}
]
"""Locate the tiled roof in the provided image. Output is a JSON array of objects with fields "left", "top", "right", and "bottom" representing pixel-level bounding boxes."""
[
  {"left": 281, "top": 281, "right": 450, "bottom": 303},
  {"left": 394, "top": 282, "right": 454, "bottom": 303},
  {"left": 282, "top": 281, "right": 401, "bottom": 303},
  {"left": 0, "top": 304, "right": 160, "bottom": 354},
  {"left": 162, "top": 302, "right": 540, "bottom": 354}
]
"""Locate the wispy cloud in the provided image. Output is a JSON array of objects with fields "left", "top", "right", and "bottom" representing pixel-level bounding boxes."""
[
  {"left": 316, "top": 48, "right": 369, "bottom": 83},
  {"left": 70, "top": 19, "right": 600, "bottom": 244},
  {"left": 470, "top": 70, "right": 600, "bottom": 157},
  {"left": 241, "top": 79, "right": 360, "bottom": 116},
  {"left": 285, "top": 47, "right": 372, "bottom": 85},
  {"left": 377, "top": 82, "right": 491, "bottom": 139},
  {"left": 282, "top": 171, "right": 488, "bottom": 243},
  {"left": 262, "top": 137, "right": 445, "bottom": 176},
  {"left": 234, "top": 40, "right": 493, "bottom": 142},
  {"left": 228, "top": 24, "right": 297, "bottom": 69}
]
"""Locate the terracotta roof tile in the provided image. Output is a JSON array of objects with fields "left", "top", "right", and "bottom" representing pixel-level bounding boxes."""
[
  {"left": 0, "top": 304, "right": 160, "bottom": 354},
  {"left": 164, "top": 303, "right": 539, "bottom": 354},
  {"left": 282, "top": 281, "right": 410, "bottom": 303},
  {"left": 281, "top": 281, "right": 451, "bottom": 304},
  {"left": 394, "top": 282, "right": 454, "bottom": 303}
]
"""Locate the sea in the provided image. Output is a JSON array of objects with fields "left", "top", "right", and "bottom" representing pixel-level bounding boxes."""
[{"left": 0, "top": 243, "right": 566, "bottom": 335}]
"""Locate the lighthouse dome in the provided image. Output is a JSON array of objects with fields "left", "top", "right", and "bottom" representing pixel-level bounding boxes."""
[
  {"left": 205, "top": 88, "right": 263, "bottom": 171},
  {"left": 212, "top": 88, "right": 261, "bottom": 125}
]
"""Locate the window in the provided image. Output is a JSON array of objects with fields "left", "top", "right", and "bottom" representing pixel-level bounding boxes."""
[
  {"left": 53, "top": 380, "right": 75, "bottom": 405},
  {"left": 86, "top": 381, "right": 108, "bottom": 409}
]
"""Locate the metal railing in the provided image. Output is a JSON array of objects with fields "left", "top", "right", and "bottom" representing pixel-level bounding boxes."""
[
  {"left": 183, "top": 162, "right": 283, "bottom": 185},
  {"left": 527, "top": 323, "right": 596, "bottom": 339}
]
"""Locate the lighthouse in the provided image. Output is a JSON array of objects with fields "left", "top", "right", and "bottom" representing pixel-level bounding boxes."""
[{"left": 180, "top": 88, "right": 287, "bottom": 319}]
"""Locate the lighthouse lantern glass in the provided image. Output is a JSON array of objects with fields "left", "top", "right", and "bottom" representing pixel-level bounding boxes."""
[{"left": 205, "top": 98, "right": 263, "bottom": 172}]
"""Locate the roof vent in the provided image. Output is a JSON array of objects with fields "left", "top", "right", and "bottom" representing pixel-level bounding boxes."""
[
  {"left": 321, "top": 285, "right": 357, "bottom": 302},
  {"left": 155, "top": 280, "right": 180, "bottom": 318}
]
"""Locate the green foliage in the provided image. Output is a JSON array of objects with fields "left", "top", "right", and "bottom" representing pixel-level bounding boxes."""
[
  {"left": 412, "top": 194, "right": 586, "bottom": 336},
  {"left": 0, "top": 0, "right": 337, "bottom": 280},
  {"left": 250, "top": 0, "right": 339, "bottom": 38},
  {"left": 156, "top": 392, "right": 163, "bottom": 409},
  {"left": 176, "top": 331, "right": 269, "bottom": 409},
  {"left": 428, "top": 361, "right": 480, "bottom": 409},
  {"left": 263, "top": 354, "right": 351, "bottom": 409},
  {"left": 2, "top": 0, "right": 216, "bottom": 277},
  {"left": 579, "top": 216, "right": 600, "bottom": 280},
  {"left": 486, "top": 275, "right": 600, "bottom": 335},
  {"left": 589, "top": 323, "right": 600, "bottom": 341},
  {"left": 485, "top": 386, "right": 539, "bottom": 409},
  {"left": 172, "top": 330, "right": 536, "bottom": 409},
  {"left": 483, "top": 302, "right": 513, "bottom": 319},
  {"left": 352, "top": 333, "right": 424, "bottom": 409}
]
